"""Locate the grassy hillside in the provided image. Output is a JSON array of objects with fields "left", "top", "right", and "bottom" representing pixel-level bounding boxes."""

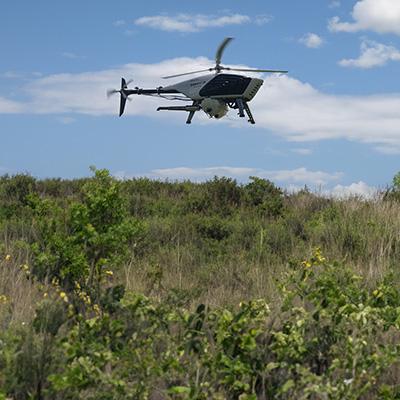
[{"left": 1, "top": 169, "right": 400, "bottom": 399}]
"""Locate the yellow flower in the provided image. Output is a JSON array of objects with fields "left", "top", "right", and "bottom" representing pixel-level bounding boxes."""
[
  {"left": 301, "top": 260, "right": 312, "bottom": 269},
  {"left": 5, "top": 254, "right": 11, "bottom": 261},
  {"left": 314, "top": 248, "right": 326, "bottom": 263},
  {"left": 104, "top": 270, "right": 114, "bottom": 276},
  {"left": 51, "top": 277, "right": 60, "bottom": 287},
  {"left": 80, "top": 293, "right": 91, "bottom": 305},
  {"left": 59, "top": 291, "right": 69, "bottom": 303},
  {"left": 93, "top": 304, "right": 101, "bottom": 314},
  {"left": 43, "top": 292, "right": 48, "bottom": 298},
  {"left": 0, "top": 294, "right": 8, "bottom": 304},
  {"left": 372, "top": 289, "right": 383, "bottom": 299}
]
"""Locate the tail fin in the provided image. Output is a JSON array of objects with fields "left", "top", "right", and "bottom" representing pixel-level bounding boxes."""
[{"left": 119, "top": 78, "right": 128, "bottom": 117}]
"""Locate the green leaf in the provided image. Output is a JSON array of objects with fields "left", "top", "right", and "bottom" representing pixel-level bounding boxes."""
[
  {"left": 281, "top": 379, "right": 295, "bottom": 393},
  {"left": 167, "top": 386, "right": 191, "bottom": 394}
]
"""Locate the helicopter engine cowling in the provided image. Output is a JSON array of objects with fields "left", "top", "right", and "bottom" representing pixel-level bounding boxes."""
[{"left": 200, "top": 98, "right": 228, "bottom": 119}]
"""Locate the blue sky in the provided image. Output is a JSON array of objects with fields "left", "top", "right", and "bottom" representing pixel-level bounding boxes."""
[{"left": 1, "top": 0, "right": 400, "bottom": 196}]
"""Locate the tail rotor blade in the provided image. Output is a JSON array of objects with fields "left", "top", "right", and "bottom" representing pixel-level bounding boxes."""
[
  {"left": 119, "top": 95, "right": 127, "bottom": 117},
  {"left": 106, "top": 89, "right": 119, "bottom": 98},
  {"left": 119, "top": 78, "right": 129, "bottom": 116}
]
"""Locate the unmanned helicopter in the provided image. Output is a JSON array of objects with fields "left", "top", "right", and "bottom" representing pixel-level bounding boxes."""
[{"left": 107, "top": 38, "right": 287, "bottom": 124}]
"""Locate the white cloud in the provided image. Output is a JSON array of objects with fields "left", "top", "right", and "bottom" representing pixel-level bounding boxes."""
[
  {"left": 299, "top": 33, "right": 324, "bottom": 48},
  {"left": 291, "top": 148, "right": 313, "bottom": 155},
  {"left": 251, "top": 74, "right": 400, "bottom": 154},
  {"left": 329, "top": 1, "right": 341, "bottom": 8},
  {"left": 113, "top": 20, "right": 126, "bottom": 27},
  {"left": 2, "top": 57, "right": 400, "bottom": 153},
  {"left": 255, "top": 14, "right": 273, "bottom": 26},
  {"left": 119, "top": 166, "right": 342, "bottom": 186},
  {"left": 264, "top": 168, "right": 342, "bottom": 186},
  {"left": 339, "top": 39, "right": 400, "bottom": 68},
  {"left": 329, "top": 0, "right": 400, "bottom": 35},
  {"left": 61, "top": 52, "right": 85, "bottom": 60},
  {"left": 0, "top": 97, "right": 24, "bottom": 113},
  {"left": 135, "top": 16, "right": 196, "bottom": 33},
  {"left": 375, "top": 145, "right": 400, "bottom": 155},
  {"left": 134, "top": 14, "right": 252, "bottom": 32},
  {"left": 57, "top": 116, "right": 76, "bottom": 124},
  {"left": 1, "top": 71, "right": 22, "bottom": 79},
  {"left": 328, "top": 181, "right": 377, "bottom": 199},
  {"left": 1, "top": 71, "right": 42, "bottom": 80}
]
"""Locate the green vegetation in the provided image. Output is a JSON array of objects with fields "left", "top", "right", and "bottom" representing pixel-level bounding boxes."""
[{"left": 1, "top": 169, "right": 400, "bottom": 399}]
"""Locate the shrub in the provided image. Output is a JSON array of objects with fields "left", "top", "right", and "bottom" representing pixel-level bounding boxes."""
[
  {"left": 195, "top": 215, "right": 231, "bottom": 241},
  {"left": 384, "top": 171, "right": 400, "bottom": 201},
  {"left": 28, "top": 168, "right": 146, "bottom": 298},
  {"left": 204, "top": 176, "right": 242, "bottom": 215},
  {"left": 46, "top": 250, "right": 400, "bottom": 399},
  {"left": 0, "top": 174, "right": 37, "bottom": 219},
  {"left": 244, "top": 177, "right": 284, "bottom": 217}
]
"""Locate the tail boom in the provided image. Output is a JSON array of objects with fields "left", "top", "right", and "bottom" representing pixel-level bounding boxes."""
[{"left": 116, "top": 77, "right": 179, "bottom": 117}]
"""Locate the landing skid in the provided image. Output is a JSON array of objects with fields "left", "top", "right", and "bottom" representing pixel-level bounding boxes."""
[
  {"left": 231, "top": 99, "right": 256, "bottom": 124},
  {"left": 157, "top": 102, "right": 200, "bottom": 124},
  {"left": 243, "top": 102, "right": 255, "bottom": 125},
  {"left": 186, "top": 109, "right": 196, "bottom": 124},
  {"left": 157, "top": 99, "right": 256, "bottom": 125}
]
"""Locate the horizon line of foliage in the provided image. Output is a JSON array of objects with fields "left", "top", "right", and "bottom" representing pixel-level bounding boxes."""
[{"left": 0, "top": 168, "right": 400, "bottom": 398}]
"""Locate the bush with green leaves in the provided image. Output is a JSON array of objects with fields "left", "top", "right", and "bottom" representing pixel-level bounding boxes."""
[
  {"left": 0, "top": 174, "right": 37, "bottom": 220},
  {"left": 392, "top": 172, "right": 400, "bottom": 191},
  {"left": 47, "top": 295, "right": 270, "bottom": 399},
  {"left": 44, "top": 249, "right": 400, "bottom": 399},
  {"left": 383, "top": 170, "right": 400, "bottom": 201},
  {"left": 0, "top": 296, "right": 68, "bottom": 400},
  {"left": 28, "top": 168, "right": 145, "bottom": 296},
  {"left": 244, "top": 176, "right": 284, "bottom": 218},
  {"left": 266, "top": 249, "right": 400, "bottom": 399}
]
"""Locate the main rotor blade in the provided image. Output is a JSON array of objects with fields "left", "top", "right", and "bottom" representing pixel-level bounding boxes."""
[
  {"left": 162, "top": 68, "right": 212, "bottom": 79},
  {"left": 222, "top": 67, "right": 288, "bottom": 74},
  {"left": 215, "top": 37, "right": 233, "bottom": 66}
]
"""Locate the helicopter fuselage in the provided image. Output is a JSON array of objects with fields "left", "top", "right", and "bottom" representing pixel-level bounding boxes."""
[{"left": 162, "top": 73, "right": 263, "bottom": 102}]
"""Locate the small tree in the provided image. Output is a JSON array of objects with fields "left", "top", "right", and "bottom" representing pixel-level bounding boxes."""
[
  {"left": 29, "top": 167, "right": 145, "bottom": 298},
  {"left": 384, "top": 171, "right": 400, "bottom": 201},
  {"left": 205, "top": 176, "right": 242, "bottom": 215},
  {"left": 244, "top": 176, "right": 284, "bottom": 217}
]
